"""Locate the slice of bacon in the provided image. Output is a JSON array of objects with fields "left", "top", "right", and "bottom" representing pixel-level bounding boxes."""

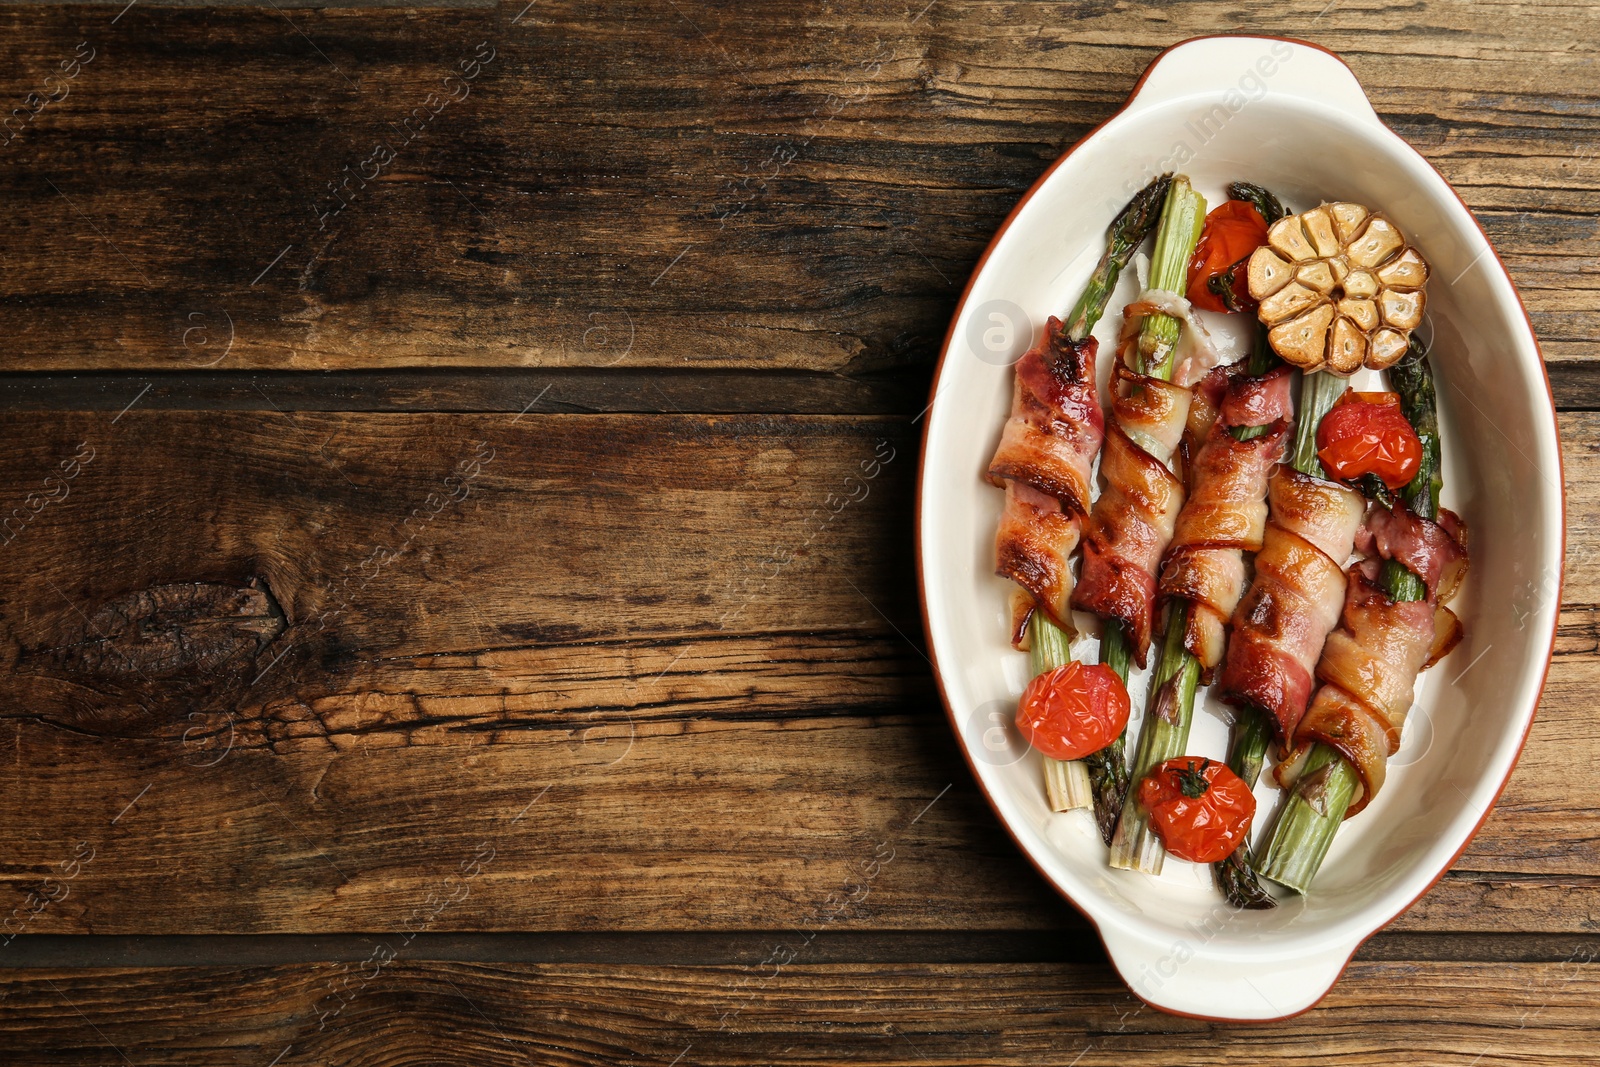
[
  {"left": 1008, "top": 589, "right": 1037, "bottom": 649},
  {"left": 1427, "top": 605, "right": 1464, "bottom": 667},
  {"left": 1220, "top": 365, "right": 1296, "bottom": 429},
  {"left": 1218, "top": 466, "right": 1366, "bottom": 743},
  {"left": 987, "top": 316, "right": 1105, "bottom": 633},
  {"left": 1072, "top": 360, "right": 1193, "bottom": 666},
  {"left": 1185, "top": 364, "right": 1231, "bottom": 446},
  {"left": 995, "top": 481, "right": 1081, "bottom": 631},
  {"left": 1159, "top": 367, "right": 1293, "bottom": 679},
  {"left": 987, "top": 317, "right": 1105, "bottom": 516},
  {"left": 1293, "top": 565, "right": 1438, "bottom": 815},
  {"left": 1354, "top": 505, "right": 1470, "bottom": 606}
]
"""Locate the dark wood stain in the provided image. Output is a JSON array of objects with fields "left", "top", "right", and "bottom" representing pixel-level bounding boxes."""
[{"left": 0, "top": 0, "right": 1595, "bottom": 1057}]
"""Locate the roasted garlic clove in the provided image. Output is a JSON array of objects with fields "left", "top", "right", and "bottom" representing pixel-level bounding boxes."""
[
  {"left": 1268, "top": 304, "right": 1335, "bottom": 369},
  {"left": 1368, "top": 329, "right": 1410, "bottom": 370},
  {"left": 1249, "top": 248, "right": 1294, "bottom": 297},
  {"left": 1247, "top": 203, "right": 1430, "bottom": 374}
]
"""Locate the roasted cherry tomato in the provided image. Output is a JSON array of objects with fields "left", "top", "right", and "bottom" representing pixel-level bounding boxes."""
[
  {"left": 1315, "top": 390, "right": 1423, "bottom": 490},
  {"left": 1139, "top": 757, "right": 1256, "bottom": 864},
  {"left": 1185, "top": 199, "right": 1270, "bottom": 313},
  {"left": 1015, "top": 661, "right": 1130, "bottom": 762}
]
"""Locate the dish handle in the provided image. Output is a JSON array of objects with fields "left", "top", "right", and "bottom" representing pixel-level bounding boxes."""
[
  {"left": 1124, "top": 35, "right": 1381, "bottom": 128},
  {"left": 1098, "top": 921, "right": 1362, "bottom": 1021}
]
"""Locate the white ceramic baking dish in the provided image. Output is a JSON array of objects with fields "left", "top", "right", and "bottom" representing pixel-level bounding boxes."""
[{"left": 916, "top": 35, "right": 1562, "bottom": 1021}]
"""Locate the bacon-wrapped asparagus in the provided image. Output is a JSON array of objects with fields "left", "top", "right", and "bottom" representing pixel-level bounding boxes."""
[
  {"left": 1216, "top": 370, "right": 1364, "bottom": 744},
  {"left": 1161, "top": 367, "right": 1293, "bottom": 677},
  {"left": 1182, "top": 368, "right": 1361, "bottom": 900},
  {"left": 989, "top": 324, "right": 1105, "bottom": 629},
  {"left": 1071, "top": 176, "right": 1210, "bottom": 674},
  {"left": 986, "top": 175, "right": 1173, "bottom": 810},
  {"left": 1189, "top": 182, "right": 1292, "bottom": 905},
  {"left": 1108, "top": 364, "right": 1299, "bottom": 870},
  {"left": 1197, "top": 329, "right": 1290, "bottom": 908},
  {"left": 1290, "top": 522, "right": 1465, "bottom": 809},
  {"left": 1059, "top": 176, "right": 1206, "bottom": 840},
  {"left": 1072, "top": 350, "right": 1194, "bottom": 662},
  {"left": 1100, "top": 181, "right": 1299, "bottom": 895},
  {"left": 1260, "top": 343, "right": 1468, "bottom": 893},
  {"left": 1104, "top": 186, "right": 1298, "bottom": 874}
]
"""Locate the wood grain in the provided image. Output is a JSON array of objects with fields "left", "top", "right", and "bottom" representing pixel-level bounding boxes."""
[
  {"left": 0, "top": 409, "right": 1592, "bottom": 935},
  {"left": 1, "top": 1, "right": 1596, "bottom": 1042},
  {"left": 0, "top": 0, "right": 1592, "bottom": 371},
  {"left": 0, "top": 959, "right": 1596, "bottom": 1064}
]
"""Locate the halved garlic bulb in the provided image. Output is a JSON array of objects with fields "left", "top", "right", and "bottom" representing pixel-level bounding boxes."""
[{"left": 1247, "top": 203, "right": 1430, "bottom": 374}]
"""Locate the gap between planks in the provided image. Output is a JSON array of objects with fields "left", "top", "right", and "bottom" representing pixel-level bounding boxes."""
[
  {"left": 0, "top": 369, "right": 925, "bottom": 416},
  {"left": 1, "top": 930, "right": 1595, "bottom": 970}
]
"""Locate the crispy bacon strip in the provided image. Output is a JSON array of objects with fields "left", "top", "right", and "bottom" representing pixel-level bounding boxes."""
[
  {"left": 1292, "top": 565, "right": 1437, "bottom": 814},
  {"left": 1183, "top": 364, "right": 1231, "bottom": 451},
  {"left": 1218, "top": 467, "right": 1366, "bottom": 743},
  {"left": 987, "top": 316, "right": 1105, "bottom": 631},
  {"left": 1293, "top": 506, "right": 1472, "bottom": 813},
  {"left": 1428, "top": 605, "right": 1464, "bottom": 667},
  {"left": 987, "top": 317, "right": 1105, "bottom": 515},
  {"left": 1159, "top": 368, "right": 1293, "bottom": 679},
  {"left": 1355, "top": 506, "right": 1470, "bottom": 605},
  {"left": 995, "top": 481, "right": 1081, "bottom": 630},
  {"left": 1220, "top": 365, "right": 1296, "bottom": 428}
]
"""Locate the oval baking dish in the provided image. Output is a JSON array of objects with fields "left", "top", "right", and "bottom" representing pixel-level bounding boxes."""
[{"left": 915, "top": 35, "right": 1562, "bottom": 1021}]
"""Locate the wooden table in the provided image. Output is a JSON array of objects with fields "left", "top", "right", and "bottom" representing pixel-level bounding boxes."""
[{"left": 0, "top": 1, "right": 1594, "bottom": 1061}]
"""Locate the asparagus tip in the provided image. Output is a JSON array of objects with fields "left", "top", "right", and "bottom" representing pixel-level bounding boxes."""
[{"left": 1216, "top": 845, "right": 1278, "bottom": 910}]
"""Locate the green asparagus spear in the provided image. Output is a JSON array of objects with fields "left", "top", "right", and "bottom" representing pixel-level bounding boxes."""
[
  {"left": 1213, "top": 324, "right": 1285, "bottom": 907},
  {"left": 1099, "top": 176, "right": 1211, "bottom": 872},
  {"left": 1109, "top": 601, "right": 1201, "bottom": 872},
  {"left": 1137, "top": 177, "right": 1208, "bottom": 380},
  {"left": 1083, "top": 177, "right": 1205, "bottom": 842},
  {"left": 1031, "top": 610, "right": 1094, "bottom": 809},
  {"left": 1259, "top": 339, "right": 1438, "bottom": 893},
  {"left": 1083, "top": 622, "right": 1133, "bottom": 841},
  {"left": 1380, "top": 343, "right": 1441, "bottom": 598},
  {"left": 1030, "top": 174, "right": 1174, "bottom": 812},
  {"left": 1227, "top": 181, "right": 1286, "bottom": 228},
  {"left": 1214, "top": 361, "right": 1349, "bottom": 905}
]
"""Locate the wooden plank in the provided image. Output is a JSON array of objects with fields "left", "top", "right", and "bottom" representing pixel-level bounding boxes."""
[
  {"left": 1545, "top": 364, "right": 1600, "bottom": 411},
  {"left": 2, "top": 701, "right": 1594, "bottom": 934},
  {"left": 1392, "top": 873, "right": 1600, "bottom": 935},
  {"left": 0, "top": 409, "right": 916, "bottom": 654},
  {"left": 0, "top": 959, "right": 1596, "bottom": 1064},
  {"left": 0, "top": 1, "right": 1592, "bottom": 371},
  {"left": 0, "top": 409, "right": 1593, "bottom": 934}
]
